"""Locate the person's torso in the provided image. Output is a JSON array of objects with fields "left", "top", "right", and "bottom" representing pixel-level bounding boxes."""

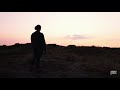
[{"left": 31, "top": 31, "right": 44, "bottom": 48}]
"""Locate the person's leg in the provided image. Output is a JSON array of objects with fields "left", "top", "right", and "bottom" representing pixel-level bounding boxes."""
[
  {"left": 30, "top": 49, "right": 37, "bottom": 69},
  {"left": 36, "top": 56, "right": 40, "bottom": 69},
  {"left": 36, "top": 50, "right": 43, "bottom": 69}
]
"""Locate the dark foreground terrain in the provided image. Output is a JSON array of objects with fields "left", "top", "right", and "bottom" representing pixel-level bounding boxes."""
[{"left": 0, "top": 43, "right": 120, "bottom": 78}]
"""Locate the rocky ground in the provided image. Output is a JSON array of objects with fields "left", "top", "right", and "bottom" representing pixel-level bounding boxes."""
[{"left": 0, "top": 44, "right": 120, "bottom": 78}]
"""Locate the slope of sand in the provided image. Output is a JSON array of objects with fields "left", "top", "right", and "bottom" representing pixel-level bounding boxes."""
[{"left": 0, "top": 44, "right": 120, "bottom": 78}]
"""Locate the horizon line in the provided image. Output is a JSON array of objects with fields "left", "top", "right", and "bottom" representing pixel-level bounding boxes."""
[{"left": 0, "top": 42, "right": 120, "bottom": 48}]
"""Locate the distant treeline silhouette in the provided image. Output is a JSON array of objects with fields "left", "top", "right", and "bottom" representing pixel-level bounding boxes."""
[
  {"left": 1, "top": 43, "right": 120, "bottom": 56},
  {"left": 0, "top": 43, "right": 32, "bottom": 50},
  {"left": 0, "top": 43, "right": 119, "bottom": 49}
]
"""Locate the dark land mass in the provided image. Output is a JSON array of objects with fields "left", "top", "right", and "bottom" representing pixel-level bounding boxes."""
[{"left": 0, "top": 43, "right": 120, "bottom": 78}]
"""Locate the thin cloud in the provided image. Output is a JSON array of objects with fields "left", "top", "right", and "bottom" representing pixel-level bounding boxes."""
[{"left": 65, "top": 34, "right": 89, "bottom": 40}]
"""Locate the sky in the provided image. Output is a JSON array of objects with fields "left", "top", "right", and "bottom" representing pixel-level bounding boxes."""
[{"left": 0, "top": 12, "right": 120, "bottom": 47}]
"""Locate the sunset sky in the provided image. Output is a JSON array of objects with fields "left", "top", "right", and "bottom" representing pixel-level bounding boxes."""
[{"left": 0, "top": 12, "right": 120, "bottom": 47}]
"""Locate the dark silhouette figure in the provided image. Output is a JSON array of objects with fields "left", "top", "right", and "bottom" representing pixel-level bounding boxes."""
[{"left": 31, "top": 25, "right": 46, "bottom": 69}]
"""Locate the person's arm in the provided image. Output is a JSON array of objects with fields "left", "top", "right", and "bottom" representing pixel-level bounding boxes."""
[{"left": 42, "top": 34, "right": 46, "bottom": 52}]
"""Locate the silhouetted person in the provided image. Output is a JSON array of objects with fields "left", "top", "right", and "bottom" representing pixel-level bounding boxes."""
[{"left": 31, "top": 25, "right": 46, "bottom": 69}]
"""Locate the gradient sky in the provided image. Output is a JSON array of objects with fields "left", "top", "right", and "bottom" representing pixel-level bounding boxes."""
[{"left": 0, "top": 12, "right": 120, "bottom": 47}]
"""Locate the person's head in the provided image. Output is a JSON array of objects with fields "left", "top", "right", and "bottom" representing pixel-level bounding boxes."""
[{"left": 35, "top": 25, "right": 41, "bottom": 31}]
